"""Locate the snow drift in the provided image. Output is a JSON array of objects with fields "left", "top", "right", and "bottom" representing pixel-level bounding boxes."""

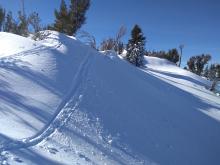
[{"left": 0, "top": 31, "right": 220, "bottom": 165}]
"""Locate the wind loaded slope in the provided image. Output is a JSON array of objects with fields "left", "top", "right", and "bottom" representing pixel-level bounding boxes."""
[{"left": 0, "top": 31, "right": 220, "bottom": 165}]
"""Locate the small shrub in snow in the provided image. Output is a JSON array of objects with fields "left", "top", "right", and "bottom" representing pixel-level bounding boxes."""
[
  {"left": 187, "top": 54, "right": 211, "bottom": 76},
  {"left": 32, "top": 31, "right": 51, "bottom": 41}
]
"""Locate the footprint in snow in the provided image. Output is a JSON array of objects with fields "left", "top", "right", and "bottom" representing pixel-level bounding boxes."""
[
  {"left": 13, "top": 157, "right": 23, "bottom": 163},
  {"left": 47, "top": 147, "right": 59, "bottom": 154},
  {"left": 78, "top": 153, "right": 91, "bottom": 162}
]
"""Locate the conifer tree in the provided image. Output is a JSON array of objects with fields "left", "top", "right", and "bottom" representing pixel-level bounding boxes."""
[
  {"left": 166, "top": 48, "right": 180, "bottom": 64},
  {"left": 53, "top": 0, "right": 90, "bottom": 36},
  {"left": 203, "top": 65, "right": 209, "bottom": 78},
  {"left": 70, "top": 0, "right": 90, "bottom": 35},
  {"left": 54, "top": 0, "right": 71, "bottom": 35},
  {"left": 0, "top": 6, "right": 5, "bottom": 31},
  {"left": 216, "top": 65, "right": 220, "bottom": 78},
  {"left": 187, "top": 54, "right": 211, "bottom": 76},
  {"left": 209, "top": 64, "right": 216, "bottom": 80},
  {"left": 4, "top": 11, "right": 17, "bottom": 33},
  {"left": 17, "top": 11, "right": 29, "bottom": 36},
  {"left": 126, "top": 25, "right": 146, "bottom": 67}
]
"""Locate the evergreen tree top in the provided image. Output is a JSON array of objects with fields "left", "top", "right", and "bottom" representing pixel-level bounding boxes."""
[
  {"left": 127, "top": 24, "right": 146, "bottom": 48},
  {"left": 53, "top": 0, "right": 90, "bottom": 36},
  {"left": 130, "top": 24, "right": 146, "bottom": 44},
  {"left": 55, "top": 0, "right": 68, "bottom": 19}
]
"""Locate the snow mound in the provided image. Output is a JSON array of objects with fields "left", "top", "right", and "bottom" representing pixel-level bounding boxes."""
[
  {"left": 0, "top": 32, "right": 38, "bottom": 57},
  {"left": 144, "top": 56, "right": 211, "bottom": 89}
]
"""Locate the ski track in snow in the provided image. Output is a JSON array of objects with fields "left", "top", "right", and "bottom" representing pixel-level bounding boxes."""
[{"left": 0, "top": 42, "right": 93, "bottom": 157}]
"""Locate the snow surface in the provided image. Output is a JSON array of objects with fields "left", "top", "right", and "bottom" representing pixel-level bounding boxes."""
[{"left": 1, "top": 31, "right": 220, "bottom": 165}]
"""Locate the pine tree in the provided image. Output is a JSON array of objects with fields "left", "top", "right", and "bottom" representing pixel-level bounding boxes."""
[
  {"left": 187, "top": 54, "right": 211, "bottom": 76},
  {"left": 203, "top": 65, "right": 209, "bottom": 78},
  {"left": 126, "top": 25, "right": 146, "bottom": 67},
  {"left": 53, "top": 0, "right": 71, "bottom": 35},
  {"left": 53, "top": 0, "right": 90, "bottom": 36},
  {"left": 4, "top": 11, "right": 17, "bottom": 33},
  {"left": 0, "top": 6, "right": 5, "bottom": 31},
  {"left": 208, "top": 64, "right": 216, "bottom": 80},
  {"left": 70, "top": 0, "right": 90, "bottom": 35},
  {"left": 216, "top": 65, "right": 220, "bottom": 78},
  {"left": 166, "top": 48, "right": 180, "bottom": 64},
  {"left": 17, "top": 11, "right": 29, "bottom": 36},
  {"left": 210, "top": 64, "right": 220, "bottom": 91}
]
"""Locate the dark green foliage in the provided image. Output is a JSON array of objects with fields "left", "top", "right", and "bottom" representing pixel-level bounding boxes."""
[
  {"left": 203, "top": 65, "right": 209, "bottom": 78},
  {"left": 187, "top": 56, "right": 195, "bottom": 73},
  {"left": 126, "top": 25, "right": 146, "bottom": 67},
  {"left": 187, "top": 54, "right": 211, "bottom": 76},
  {"left": 146, "top": 49, "right": 179, "bottom": 64},
  {"left": 208, "top": 64, "right": 220, "bottom": 91},
  {"left": 166, "top": 48, "right": 180, "bottom": 64},
  {"left": 53, "top": 0, "right": 90, "bottom": 36},
  {"left": 70, "top": 0, "right": 90, "bottom": 35},
  {"left": 0, "top": 6, "right": 5, "bottom": 31},
  {"left": 206, "top": 64, "right": 220, "bottom": 80},
  {"left": 209, "top": 64, "right": 216, "bottom": 80},
  {"left": 146, "top": 50, "right": 167, "bottom": 58},
  {"left": 53, "top": 0, "right": 71, "bottom": 35},
  {"left": 216, "top": 65, "right": 220, "bottom": 78}
]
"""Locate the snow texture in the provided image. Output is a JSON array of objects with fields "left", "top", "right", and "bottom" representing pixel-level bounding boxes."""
[{"left": 0, "top": 31, "right": 220, "bottom": 165}]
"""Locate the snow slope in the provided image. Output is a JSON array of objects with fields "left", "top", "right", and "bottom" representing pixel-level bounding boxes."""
[
  {"left": 1, "top": 31, "right": 220, "bottom": 165},
  {"left": 0, "top": 31, "right": 88, "bottom": 139},
  {"left": 0, "top": 32, "right": 38, "bottom": 58}
]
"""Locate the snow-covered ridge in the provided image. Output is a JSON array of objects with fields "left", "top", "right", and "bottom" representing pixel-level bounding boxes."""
[
  {"left": 0, "top": 32, "right": 38, "bottom": 57},
  {"left": 0, "top": 31, "right": 90, "bottom": 139},
  {"left": 1, "top": 31, "right": 220, "bottom": 165}
]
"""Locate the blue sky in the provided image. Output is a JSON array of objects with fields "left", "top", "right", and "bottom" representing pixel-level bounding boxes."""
[{"left": 0, "top": 0, "right": 219, "bottom": 66}]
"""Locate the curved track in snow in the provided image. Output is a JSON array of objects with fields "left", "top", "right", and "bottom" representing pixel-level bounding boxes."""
[{"left": 0, "top": 46, "right": 93, "bottom": 154}]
